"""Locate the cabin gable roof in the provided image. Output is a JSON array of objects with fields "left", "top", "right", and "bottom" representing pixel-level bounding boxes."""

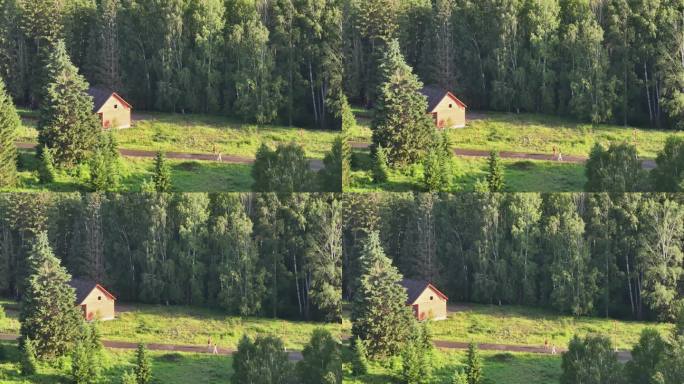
[
  {"left": 420, "top": 85, "right": 467, "bottom": 112},
  {"left": 400, "top": 278, "right": 449, "bottom": 305}
]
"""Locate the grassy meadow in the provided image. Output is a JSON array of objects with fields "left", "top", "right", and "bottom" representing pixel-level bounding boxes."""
[
  {"left": 348, "top": 151, "right": 587, "bottom": 192},
  {"left": 341, "top": 303, "right": 672, "bottom": 351},
  {"left": 351, "top": 110, "right": 684, "bottom": 159},
  {"left": 343, "top": 348, "right": 562, "bottom": 384},
  {"left": 0, "top": 301, "right": 339, "bottom": 351},
  {"left": 18, "top": 111, "right": 338, "bottom": 159},
  {"left": 4, "top": 150, "right": 253, "bottom": 192},
  {"left": 0, "top": 340, "right": 233, "bottom": 384}
]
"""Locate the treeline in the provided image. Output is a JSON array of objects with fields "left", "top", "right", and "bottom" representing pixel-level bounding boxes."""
[
  {"left": 343, "top": 192, "right": 684, "bottom": 321},
  {"left": 344, "top": 0, "right": 684, "bottom": 129},
  {"left": 0, "top": 192, "right": 342, "bottom": 322},
  {"left": 0, "top": 0, "right": 345, "bottom": 129}
]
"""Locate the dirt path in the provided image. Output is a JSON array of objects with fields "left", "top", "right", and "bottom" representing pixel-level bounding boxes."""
[
  {"left": 349, "top": 142, "right": 657, "bottom": 170},
  {"left": 16, "top": 143, "right": 324, "bottom": 171},
  {"left": 0, "top": 333, "right": 303, "bottom": 361}
]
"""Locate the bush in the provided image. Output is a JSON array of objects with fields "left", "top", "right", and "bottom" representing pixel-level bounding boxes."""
[
  {"left": 560, "top": 335, "right": 621, "bottom": 384},
  {"left": 121, "top": 370, "right": 137, "bottom": 384},
  {"left": 233, "top": 335, "right": 292, "bottom": 383},
  {"left": 585, "top": 142, "right": 646, "bottom": 192},
  {"left": 134, "top": 343, "right": 152, "bottom": 384},
  {"left": 297, "top": 329, "right": 341, "bottom": 384}
]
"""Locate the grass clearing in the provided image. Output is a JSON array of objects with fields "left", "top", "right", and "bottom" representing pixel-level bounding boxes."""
[
  {"left": 341, "top": 303, "right": 672, "bottom": 352},
  {"left": 0, "top": 340, "right": 233, "bottom": 384},
  {"left": 18, "top": 111, "right": 338, "bottom": 159},
  {"left": 351, "top": 110, "right": 684, "bottom": 158},
  {"left": 0, "top": 300, "right": 339, "bottom": 350},
  {"left": 3, "top": 150, "right": 253, "bottom": 192},
  {"left": 343, "top": 347, "right": 561, "bottom": 384},
  {"left": 347, "top": 150, "right": 587, "bottom": 192}
]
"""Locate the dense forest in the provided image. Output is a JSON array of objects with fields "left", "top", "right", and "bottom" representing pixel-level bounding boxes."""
[
  {"left": 0, "top": 0, "right": 345, "bottom": 129},
  {"left": 343, "top": 192, "right": 684, "bottom": 321},
  {"left": 343, "top": 0, "right": 684, "bottom": 129},
  {"left": 0, "top": 192, "right": 342, "bottom": 322}
]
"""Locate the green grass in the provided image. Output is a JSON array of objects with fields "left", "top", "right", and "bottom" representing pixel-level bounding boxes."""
[
  {"left": 0, "top": 341, "right": 233, "bottom": 384},
  {"left": 347, "top": 151, "right": 587, "bottom": 192},
  {"left": 343, "top": 347, "right": 561, "bottom": 384},
  {"left": 351, "top": 110, "right": 684, "bottom": 159},
  {"left": 341, "top": 303, "right": 672, "bottom": 352},
  {"left": 18, "top": 111, "right": 338, "bottom": 159},
  {"left": 3, "top": 150, "right": 253, "bottom": 192},
  {"left": 0, "top": 301, "right": 338, "bottom": 351}
]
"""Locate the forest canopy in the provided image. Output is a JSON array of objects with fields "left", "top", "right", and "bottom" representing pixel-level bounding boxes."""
[
  {"left": 0, "top": 0, "right": 344, "bottom": 129},
  {"left": 0, "top": 192, "right": 342, "bottom": 322},
  {"left": 343, "top": 0, "right": 684, "bottom": 129}
]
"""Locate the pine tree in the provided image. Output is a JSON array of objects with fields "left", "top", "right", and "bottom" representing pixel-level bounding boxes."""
[
  {"left": 372, "top": 146, "right": 389, "bottom": 183},
  {"left": 71, "top": 324, "right": 103, "bottom": 384},
  {"left": 452, "top": 369, "right": 468, "bottom": 384},
  {"left": 319, "top": 135, "right": 348, "bottom": 192},
  {"left": 19, "top": 232, "right": 82, "bottom": 360},
  {"left": 486, "top": 151, "right": 505, "bottom": 192},
  {"left": 351, "top": 337, "right": 369, "bottom": 376},
  {"left": 351, "top": 231, "right": 414, "bottom": 358},
  {"left": 371, "top": 39, "right": 434, "bottom": 167},
  {"left": 401, "top": 328, "right": 432, "bottom": 384},
  {"left": 134, "top": 343, "right": 152, "bottom": 384},
  {"left": 465, "top": 343, "right": 482, "bottom": 384},
  {"left": 20, "top": 337, "right": 38, "bottom": 376},
  {"left": 0, "top": 76, "right": 19, "bottom": 188},
  {"left": 152, "top": 151, "right": 172, "bottom": 192},
  {"left": 37, "top": 40, "right": 100, "bottom": 168},
  {"left": 423, "top": 132, "right": 453, "bottom": 191}
]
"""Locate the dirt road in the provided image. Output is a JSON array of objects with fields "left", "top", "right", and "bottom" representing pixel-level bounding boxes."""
[
  {"left": 0, "top": 333, "right": 303, "bottom": 361},
  {"left": 350, "top": 142, "right": 657, "bottom": 170},
  {"left": 16, "top": 143, "right": 325, "bottom": 171}
]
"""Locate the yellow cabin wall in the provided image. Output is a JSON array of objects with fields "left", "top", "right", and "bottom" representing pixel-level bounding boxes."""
[
  {"left": 97, "top": 96, "right": 131, "bottom": 129},
  {"left": 431, "top": 96, "right": 466, "bottom": 128},
  {"left": 411, "top": 286, "right": 448, "bottom": 321},
  {"left": 80, "top": 287, "right": 116, "bottom": 321}
]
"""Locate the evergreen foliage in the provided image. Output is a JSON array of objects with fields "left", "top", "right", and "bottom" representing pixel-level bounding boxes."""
[
  {"left": 120, "top": 371, "right": 137, "bottom": 384},
  {"left": 134, "top": 343, "right": 152, "bottom": 384},
  {"left": 0, "top": 76, "right": 19, "bottom": 187},
  {"left": 37, "top": 40, "right": 99, "bottom": 168},
  {"left": 88, "top": 132, "right": 121, "bottom": 191},
  {"left": 38, "top": 146, "right": 57, "bottom": 183},
  {"left": 19, "top": 232, "right": 82, "bottom": 360},
  {"left": 71, "top": 324, "right": 103, "bottom": 384},
  {"left": 423, "top": 131, "right": 452, "bottom": 191},
  {"left": 371, "top": 39, "right": 433, "bottom": 167},
  {"left": 319, "top": 135, "right": 348, "bottom": 192},
  {"left": 20, "top": 337, "right": 38, "bottom": 376},
  {"left": 351, "top": 231, "right": 414, "bottom": 358},
  {"left": 351, "top": 337, "right": 369, "bottom": 376},
  {"left": 465, "top": 343, "right": 482, "bottom": 384},
  {"left": 486, "top": 151, "right": 505, "bottom": 192},
  {"left": 152, "top": 151, "right": 172, "bottom": 192},
  {"left": 372, "top": 146, "right": 389, "bottom": 183}
]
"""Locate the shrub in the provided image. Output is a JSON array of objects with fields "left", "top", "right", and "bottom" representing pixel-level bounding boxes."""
[
  {"left": 20, "top": 338, "right": 38, "bottom": 376},
  {"left": 134, "top": 343, "right": 152, "bottom": 384},
  {"left": 372, "top": 146, "right": 389, "bottom": 183},
  {"left": 38, "top": 146, "right": 57, "bottom": 183},
  {"left": 351, "top": 337, "right": 369, "bottom": 376}
]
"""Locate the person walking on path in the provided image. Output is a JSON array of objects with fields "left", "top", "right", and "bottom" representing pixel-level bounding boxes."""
[{"left": 212, "top": 344, "right": 219, "bottom": 355}]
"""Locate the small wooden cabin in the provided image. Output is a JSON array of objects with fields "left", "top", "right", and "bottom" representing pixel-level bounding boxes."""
[
  {"left": 400, "top": 278, "right": 449, "bottom": 321},
  {"left": 69, "top": 279, "right": 117, "bottom": 321},
  {"left": 87, "top": 87, "right": 132, "bottom": 129},
  {"left": 420, "top": 86, "right": 467, "bottom": 129}
]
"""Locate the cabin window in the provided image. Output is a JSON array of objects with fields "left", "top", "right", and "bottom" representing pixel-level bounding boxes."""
[
  {"left": 98, "top": 296, "right": 102, "bottom": 301},
  {"left": 449, "top": 103, "right": 453, "bottom": 108},
  {"left": 430, "top": 296, "right": 434, "bottom": 300},
  {"left": 114, "top": 104, "right": 118, "bottom": 109}
]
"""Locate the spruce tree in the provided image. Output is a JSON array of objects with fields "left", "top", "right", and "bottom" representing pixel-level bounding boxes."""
[
  {"left": 37, "top": 40, "right": 100, "bottom": 168},
  {"left": 0, "top": 76, "right": 19, "bottom": 188},
  {"left": 152, "top": 151, "right": 172, "bottom": 192},
  {"left": 371, "top": 39, "right": 433, "bottom": 167},
  {"left": 423, "top": 132, "right": 452, "bottom": 191},
  {"left": 319, "top": 135, "right": 348, "bottom": 192},
  {"left": 121, "top": 371, "right": 137, "bottom": 384},
  {"left": 20, "top": 337, "right": 38, "bottom": 376},
  {"left": 71, "top": 324, "right": 103, "bottom": 384},
  {"left": 351, "top": 231, "right": 414, "bottom": 358},
  {"left": 452, "top": 370, "right": 468, "bottom": 384},
  {"left": 38, "top": 146, "right": 56, "bottom": 183},
  {"left": 89, "top": 132, "right": 121, "bottom": 191},
  {"left": 19, "top": 232, "right": 82, "bottom": 360},
  {"left": 372, "top": 146, "right": 389, "bottom": 183},
  {"left": 351, "top": 337, "right": 369, "bottom": 376},
  {"left": 486, "top": 151, "right": 505, "bottom": 192},
  {"left": 465, "top": 343, "right": 482, "bottom": 384},
  {"left": 134, "top": 343, "right": 152, "bottom": 384}
]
